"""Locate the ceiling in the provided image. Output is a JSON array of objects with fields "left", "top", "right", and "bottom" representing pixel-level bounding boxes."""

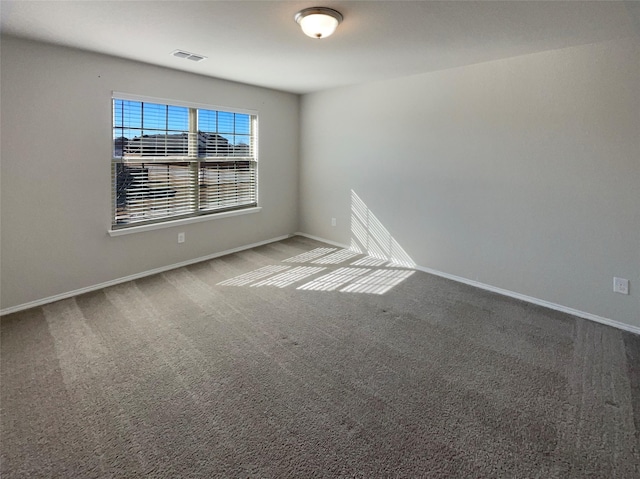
[{"left": 1, "top": 1, "right": 638, "bottom": 94}]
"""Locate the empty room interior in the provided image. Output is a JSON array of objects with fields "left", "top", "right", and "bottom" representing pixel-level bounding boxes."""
[{"left": 1, "top": 1, "right": 639, "bottom": 477}]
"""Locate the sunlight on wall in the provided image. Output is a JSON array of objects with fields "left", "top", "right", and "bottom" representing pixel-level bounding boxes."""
[
  {"left": 350, "top": 190, "right": 415, "bottom": 268},
  {"left": 350, "top": 239, "right": 363, "bottom": 254},
  {"left": 213, "top": 187, "right": 418, "bottom": 295}
]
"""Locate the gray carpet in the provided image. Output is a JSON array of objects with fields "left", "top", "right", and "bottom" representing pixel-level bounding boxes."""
[{"left": 2, "top": 235, "right": 639, "bottom": 478}]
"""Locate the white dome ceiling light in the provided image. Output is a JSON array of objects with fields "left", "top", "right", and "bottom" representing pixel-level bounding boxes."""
[{"left": 294, "top": 7, "right": 343, "bottom": 39}]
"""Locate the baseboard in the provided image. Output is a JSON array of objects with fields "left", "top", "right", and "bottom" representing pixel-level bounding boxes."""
[
  {"left": 413, "top": 265, "right": 640, "bottom": 336},
  {"left": 0, "top": 234, "right": 292, "bottom": 316},
  {"left": 4, "top": 232, "right": 638, "bottom": 336},
  {"left": 293, "top": 232, "right": 350, "bottom": 249},
  {"left": 292, "top": 232, "right": 640, "bottom": 336}
]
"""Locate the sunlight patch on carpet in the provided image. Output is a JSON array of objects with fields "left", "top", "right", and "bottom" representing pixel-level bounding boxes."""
[
  {"left": 340, "top": 269, "right": 415, "bottom": 295},
  {"left": 250, "top": 266, "right": 327, "bottom": 288},
  {"left": 282, "top": 248, "right": 336, "bottom": 263},
  {"left": 297, "top": 267, "right": 371, "bottom": 292},
  {"left": 217, "top": 265, "right": 290, "bottom": 286}
]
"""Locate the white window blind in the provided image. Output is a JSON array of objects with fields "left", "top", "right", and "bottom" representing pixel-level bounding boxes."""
[{"left": 112, "top": 96, "right": 257, "bottom": 228}]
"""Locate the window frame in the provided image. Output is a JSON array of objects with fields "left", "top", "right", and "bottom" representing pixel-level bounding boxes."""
[{"left": 109, "top": 92, "right": 259, "bottom": 235}]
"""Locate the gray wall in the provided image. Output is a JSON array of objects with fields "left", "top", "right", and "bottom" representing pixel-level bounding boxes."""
[
  {"left": 299, "top": 37, "right": 640, "bottom": 329},
  {"left": 2, "top": 34, "right": 639, "bottom": 331},
  {"left": 1, "top": 36, "right": 299, "bottom": 310}
]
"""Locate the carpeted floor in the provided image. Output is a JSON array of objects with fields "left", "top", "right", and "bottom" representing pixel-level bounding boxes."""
[{"left": 2, "top": 235, "right": 639, "bottom": 478}]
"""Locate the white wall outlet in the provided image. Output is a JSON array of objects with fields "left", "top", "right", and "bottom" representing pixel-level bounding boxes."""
[
  {"left": 613, "top": 277, "right": 629, "bottom": 295},
  {"left": 331, "top": 218, "right": 336, "bottom": 227},
  {"left": 178, "top": 232, "right": 185, "bottom": 244}
]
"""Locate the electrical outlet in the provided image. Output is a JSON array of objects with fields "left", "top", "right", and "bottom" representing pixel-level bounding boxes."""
[
  {"left": 178, "top": 232, "right": 185, "bottom": 244},
  {"left": 613, "top": 277, "right": 629, "bottom": 295},
  {"left": 331, "top": 218, "right": 336, "bottom": 227}
]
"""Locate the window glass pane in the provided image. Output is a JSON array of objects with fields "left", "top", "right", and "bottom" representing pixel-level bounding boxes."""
[
  {"left": 142, "top": 103, "right": 167, "bottom": 130},
  {"left": 114, "top": 100, "right": 142, "bottom": 129},
  {"left": 199, "top": 133, "right": 230, "bottom": 157},
  {"left": 235, "top": 114, "right": 251, "bottom": 135},
  {"left": 198, "top": 109, "right": 217, "bottom": 133},
  {"left": 234, "top": 135, "right": 251, "bottom": 156},
  {"left": 218, "top": 111, "right": 234, "bottom": 133},
  {"left": 114, "top": 101, "right": 123, "bottom": 127},
  {"left": 114, "top": 130, "right": 125, "bottom": 158},
  {"left": 167, "top": 105, "right": 189, "bottom": 132},
  {"left": 121, "top": 128, "right": 136, "bottom": 140}
]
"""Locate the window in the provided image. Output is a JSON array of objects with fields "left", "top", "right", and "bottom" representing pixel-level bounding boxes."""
[{"left": 112, "top": 93, "right": 257, "bottom": 229}]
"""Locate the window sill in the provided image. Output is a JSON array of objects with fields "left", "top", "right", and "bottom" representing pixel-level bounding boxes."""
[{"left": 107, "top": 207, "right": 262, "bottom": 237}]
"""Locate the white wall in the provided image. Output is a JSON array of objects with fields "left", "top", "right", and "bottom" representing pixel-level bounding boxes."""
[
  {"left": 0, "top": 36, "right": 299, "bottom": 310},
  {"left": 300, "top": 37, "right": 640, "bottom": 329}
]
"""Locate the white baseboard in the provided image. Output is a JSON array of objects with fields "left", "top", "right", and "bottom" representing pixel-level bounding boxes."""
[
  {"left": 413, "top": 265, "right": 640, "bottom": 336},
  {"left": 3, "top": 231, "right": 639, "bottom": 336},
  {"left": 294, "top": 232, "right": 350, "bottom": 249},
  {"left": 0, "top": 234, "right": 292, "bottom": 316},
  {"left": 293, "top": 232, "right": 640, "bottom": 336}
]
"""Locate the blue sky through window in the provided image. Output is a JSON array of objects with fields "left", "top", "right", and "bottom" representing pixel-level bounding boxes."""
[
  {"left": 114, "top": 99, "right": 252, "bottom": 149},
  {"left": 113, "top": 100, "right": 188, "bottom": 132},
  {"left": 197, "top": 109, "right": 251, "bottom": 145}
]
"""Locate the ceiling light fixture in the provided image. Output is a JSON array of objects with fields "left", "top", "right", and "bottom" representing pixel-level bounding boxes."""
[{"left": 294, "top": 7, "right": 343, "bottom": 39}]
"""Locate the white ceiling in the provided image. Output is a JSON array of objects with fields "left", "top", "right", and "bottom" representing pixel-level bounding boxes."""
[{"left": 1, "top": 1, "right": 638, "bottom": 94}]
